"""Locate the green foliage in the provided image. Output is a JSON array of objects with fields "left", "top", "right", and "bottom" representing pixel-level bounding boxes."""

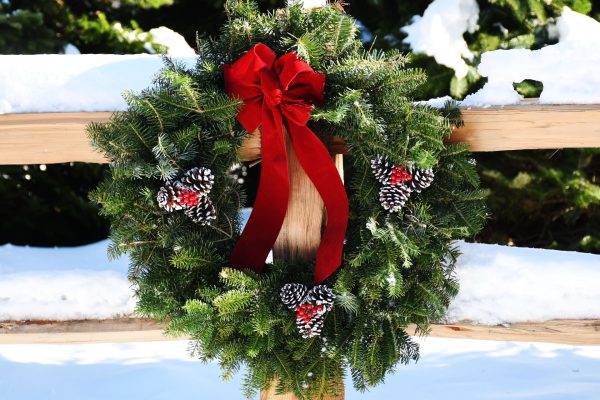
[
  {"left": 0, "top": 0, "right": 174, "bottom": 55},
  {"left": 0, "top": 6, "right": 63, "bottom": 53},
  {"left": 70, "top": 12, "right": 153, "bottom": 54},
  {"left": 349, "top": 0, "right": 595, "bottom": 99},
  {"left": 476, "top": 149, "right": 600, "bottom": 253},
  {"left": 0, "top": 0, "right": 179, "bottom": 247},
  {"left": 89, "top": 2, "right": 485, "bottom": 398},
  {"left": 0, "top": 164, "right": 109, "bottom": 246}
]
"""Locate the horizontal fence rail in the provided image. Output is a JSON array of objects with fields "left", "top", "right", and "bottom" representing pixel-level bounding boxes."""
[
  {"left": 1, "top": 318, "right": 599, "bottom": 346},
  {"left": 1, "top": 102, "right": 600, "bottom": 165},
  {"left": 449, "top": 102, "right": 600, "bottom": 151}
]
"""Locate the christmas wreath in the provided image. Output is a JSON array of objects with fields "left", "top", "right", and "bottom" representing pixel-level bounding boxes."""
[{"left": 88, "top": 1, "right": 486, "bottom": 398}]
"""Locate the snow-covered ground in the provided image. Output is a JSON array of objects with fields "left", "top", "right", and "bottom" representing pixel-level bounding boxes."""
[
  {"left": 446, "top": 242, "right": 600, "bottom": 324},
  {"left": 1, "top": 337, "right": 599, "bottom": 399},
  {"left": 0, "top": 241, "right": 133, "bottom": 321},
  {"left": 1, "top": 237, "right": 599, "bottom": 324},
  {"left": 1, "top": 239, "right": 599, "bottom": 398}
]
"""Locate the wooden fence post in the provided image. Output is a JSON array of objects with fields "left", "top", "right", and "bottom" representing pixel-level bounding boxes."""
[{"left": 260, "top": 131, "right": 344, "bottom": 400}]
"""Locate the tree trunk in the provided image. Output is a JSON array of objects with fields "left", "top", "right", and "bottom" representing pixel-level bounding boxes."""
[{"left": 260, "top": 132, "right": 344, "bottom": 400}]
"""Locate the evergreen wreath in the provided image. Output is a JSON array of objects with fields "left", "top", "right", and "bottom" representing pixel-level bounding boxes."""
[{"left": 88, "top": 1, "right": 487, "bottom": 398}]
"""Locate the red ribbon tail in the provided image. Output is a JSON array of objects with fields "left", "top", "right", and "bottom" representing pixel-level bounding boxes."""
[
  {"left": 287, "top": 123, "right": 349, "bottom": 284},
  {"left": 230, "top": 108, "right": 289, "bottom": 272}
]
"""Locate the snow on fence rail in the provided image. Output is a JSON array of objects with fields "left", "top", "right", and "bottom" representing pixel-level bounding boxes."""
[{"left": 1, "top": 237, "right": 599, "bottom": 345}]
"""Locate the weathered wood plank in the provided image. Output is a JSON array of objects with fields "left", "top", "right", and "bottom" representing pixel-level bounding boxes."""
[
  {"left": 2, "top": 318, "right": 599, "bottom": 346},
  {"left": 0, "top": 318, "right": 171, "bottom": 344},
  {"left": 450, "top": 102, "right": 600, "bottom": 151},
  {"left": 267, "top": 127, "right": 343, "bottom": 399},
  {"left": 0, "top": 112, "right": 111, "bottom": 164},
  {"left": 1, "top": 102, "right": 599, "bottom": 165},
  {"left": 417, "top": 320, "right": 600, "bottom": 346}
]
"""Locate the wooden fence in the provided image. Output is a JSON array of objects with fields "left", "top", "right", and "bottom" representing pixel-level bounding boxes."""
[{"left": 1, "top": 101, "right": 600, "bottom": 347}]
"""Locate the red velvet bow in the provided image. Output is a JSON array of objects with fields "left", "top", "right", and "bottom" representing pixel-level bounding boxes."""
[{"left": 224, "top": 43, "right": 348, "bottom": 284}]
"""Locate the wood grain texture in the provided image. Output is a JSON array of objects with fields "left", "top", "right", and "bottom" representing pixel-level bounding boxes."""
[
  {"left": 2, "top": 102, "right": 600, "bottom": 165},
  {"left": 0, "top": 101, "right": 600, "bottom": 165},
  {"left": 272, "top": 127, "right": 325, "bottom": 263},
  {"left": 450, "top": 102, "right": 600, "bottom": 151},
  {"left": 267, "top": 128, "right": 344, "bottom": 400},
  {"left": 411, "top": 319, "right": 600, "bottom": 346},
  {"left": 0, "top": 112, "right": 111, "bottom": 164},
  {"left": 3, "top": 318, "right": 599, "bottom": 346},
  {"left": 0, "top": 318, "right": 171, "bottom": 344},
  {"left": 259, "top": 385, "right": 344, "bottom": 400}
]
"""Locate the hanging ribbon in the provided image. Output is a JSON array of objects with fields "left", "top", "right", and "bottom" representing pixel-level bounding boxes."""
[{"left": 224, "top": 43, "right": 348, "bottom": 284}]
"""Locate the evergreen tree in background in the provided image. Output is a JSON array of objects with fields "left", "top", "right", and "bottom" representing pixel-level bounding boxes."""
[
  {"left": 0, "top": 0, "right": 176, "bottom": 246},
  {"left": 0, "top": 164, "right": 109, "bottom": 246},
  {"left": 1, "top": 0, "right": 599, "bottom": 253},
  {"left": 0, "top": 0, "right": 174, "bottom": 54}
]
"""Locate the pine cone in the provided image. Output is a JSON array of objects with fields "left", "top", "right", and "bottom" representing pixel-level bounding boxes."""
[
  {"left": 181, "top": 167, "right": 214, "bottom": 195},
  {"left": 308, "top": 285, "right": 336, "bottom": 307},
  {"left": 297, "top": 312, "right": 325, "bottom": 338},
  {"left": 379, "top": 184, "right": 411, "bottom": 212},
  {"left": 184, "top": 196, "right": 216, "bottom": 225},
  {"left": 281, "top": 283, "right": 308, "bottom": 310},
  {"left": 307, "top": 313, "right": 326, "bottom": 338},
  {"left": 157, "top": 181, "right": 184, "bottom": 212},
  {"left": 370, "top": 155, "right": 395, "bottom": 184},
  {"left": 408, "top": 168, "right": 434, "bottom": 193}
]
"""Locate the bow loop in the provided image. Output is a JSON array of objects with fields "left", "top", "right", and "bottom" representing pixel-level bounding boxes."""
[{"left": 224, "top": 43, "right": 348, "bottom": 284}]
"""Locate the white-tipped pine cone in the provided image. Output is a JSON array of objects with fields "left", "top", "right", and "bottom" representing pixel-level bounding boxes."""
[
  {"left": 184, "top": 196, "right": 216, "bottom": 225},
  {"left": 181, "top": 167, "right": 214, "bottom": 195},
  {"left": 379, "top": 184, "right": 411, "bottom": 212},
  {"left": 157, "top": 181, "right": 184, "bottom": 212},
  {"left": 307, "top": 285, "right": 336, "bottom": 307},
  {"left": 297, "top": 312, "right": 325, "bottom": 339},
  {"left": 280, "top": 283, "right": 309, "bottom": 310},
  {"left": 370, "top": 155, "right": 395, "bottom": 184},
  {"left": 408, "top": 168, "right": 434, "bottom": 193}
]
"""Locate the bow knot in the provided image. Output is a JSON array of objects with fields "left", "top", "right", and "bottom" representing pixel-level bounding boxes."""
[
  {"left": 268, "top": 88, "right": 283, "bottom": 106},
  {"left": 224, "top": 43, "right": 348, "bottom": 284}
]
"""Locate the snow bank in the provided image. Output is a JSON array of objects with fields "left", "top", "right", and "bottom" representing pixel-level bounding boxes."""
[
  {"left": 1, "top": 338, "right": 599, "bottom": 399},
  {"left": 463, "top": 7, "right": 600, "bottom": 106},
  {"left": 402, "top": 0, "right": 479, "bottom": 79},
  {"left": 0, "top": 241, "right": 135, "bottom": 321},
  {"left": 0, "top": 54, "right": 195, "bottom": 114},
  {"left": 1, "top": 236, "right": 599, "bottom": 323},
  {"left": 448, "top": 241, "right": 600, "bottom": 324}
]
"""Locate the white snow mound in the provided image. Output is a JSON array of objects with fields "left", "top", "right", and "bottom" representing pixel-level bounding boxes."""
[
  {"left": 402, "top": 0, "right": 479, "bottom": 79},
  {"left": 0, "top": 54, "right": 195, "bottom": 114},
  {"left": 147, "top": 27, "right": 196, "bottom": 56},
  {"left": 0, "top": 241, "right": 134, "bottom": 321},
  {"left": 1, "top": 236, "right": 600, "bottom": 323},
  {"left": 448, "top": 241, "right": 600, "bottom": 324},
  {"left": 297, "top": 0, "right": 328, "bottom": 8},
  {"left": 462, "top": 7, "right": 600, "bottom": 106}
]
